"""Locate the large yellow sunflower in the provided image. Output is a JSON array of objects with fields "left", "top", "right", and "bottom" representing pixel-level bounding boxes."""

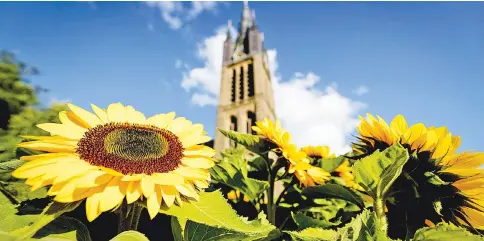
[
  {"left": 13, "top": 102, "right": 216, "bottom": 221},
  {"left": 334, "top": 160, "right": 364, "bottom": 191},
  {"left": 353, "top": 113, "right": 484, "bottom": 236}
]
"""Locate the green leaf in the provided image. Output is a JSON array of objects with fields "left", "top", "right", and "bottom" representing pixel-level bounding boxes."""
[
  {"left": 301, "top": 184, "right": 364, "bottom": 209},
  {"left": 11, "top": 201, "right": 82, "bottom": 239},
  {"left": 158, "top": 191, "right": 276, "bottom": 236},
  {"left": 110, "top": 231, "right": 149, "bottom": 241},
  {"left": 286, "top": 228, "right": 336, "bottom": 241},
  {"left": 352, "top": 143, "right": 409, "bottom": 200},
  {"left": 412, "top": 222, "right": 483, "bottom": 241},
  {"left": 0, "top": 159, "right": 26, "bottom": 174},
  {"left": 171, "top": 217, "right": 186, "bottom": 241},
  {"left": 211, "top": 150, "right": 269, "bottom": 200},
  {"left": 424, "top": 172, "right": 450, "bottom": 186},
  {"left": 0, "top": 188, "right": 39, "bottom": 232},
  {"left": 33, "top": 216, "right": 91, "bottom": 241},
  {"left": 291, "top": 212, "right": 341, "bottom": 229},
  {"left": 0, "top": 181, "right": 48, "bottom": 203},
  {"left": 218, "top": 129, "right": 270, "bottom": 153},
  {"left": 183, "top": 220, "right": 280, "bottom": 241},
  {"left": 318, "top": 156, "right": 346, "bottom": 173},
  {"left": 332, "top": 209, "right": 377, "bottom": 241}
]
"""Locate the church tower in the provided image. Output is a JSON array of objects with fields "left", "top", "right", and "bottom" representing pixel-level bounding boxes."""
[{"left": 214, "top": 1, "right": 276, "bottom": 156}]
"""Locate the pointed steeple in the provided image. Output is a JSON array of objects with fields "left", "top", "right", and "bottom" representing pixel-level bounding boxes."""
[
  {"left": 239, "top": 0, "right": 253, "bottom": 35},
  {"left": 225, "top": 20, "right": 232, "bottom": 41}
]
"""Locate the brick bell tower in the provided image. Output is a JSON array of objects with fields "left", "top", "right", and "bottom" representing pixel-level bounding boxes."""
[{"left": 213, "top": 1, "right": 276, "bottom": 156}]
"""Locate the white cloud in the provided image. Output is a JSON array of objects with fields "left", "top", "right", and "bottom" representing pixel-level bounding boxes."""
[
  {"left": 146, "top": 1, "right": 219, "bottom": 30},
  {"left": 353, "top": 85, "right": 369, "bottom": 96},
  {"left": 192, "top": 93, "right": 218, "bottom": 107},
  {"left": 175, "top": 59, "right": 183, "bottom": 69},
  {"left": 180, "top": 25, "right": 366, "bottom": 154}
]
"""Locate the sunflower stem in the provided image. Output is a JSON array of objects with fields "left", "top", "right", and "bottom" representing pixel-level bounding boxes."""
[
  {"left": 117, "top": 202, "right": 144, "bottom": 233},
  {"left": 374, "top": 198, "right": 388, "bottom": 240}
]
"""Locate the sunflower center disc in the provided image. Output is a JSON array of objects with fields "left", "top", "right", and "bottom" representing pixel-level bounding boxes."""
[{"left": 76, "top": 123, "right": 184, "bottom": 175}]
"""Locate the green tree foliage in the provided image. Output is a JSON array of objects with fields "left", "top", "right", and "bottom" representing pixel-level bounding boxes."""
[
  {"left": 0, "top": 104, "right": 67, "bottom": 163},
  {"left": 0, "top": 50, "right": 42, "bottom": 130}
]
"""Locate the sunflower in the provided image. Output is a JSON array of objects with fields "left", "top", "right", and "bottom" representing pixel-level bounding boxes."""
[
  {"left": 13, "top": 102, "right": 216, "bottom": 221},
  {"left": 334, "top": 160, "right": 364, "bottom": 191},
  {"left": 252, "top": 118, "right": 306, "bottom": 163},
  {"left": 227, "top": 189, "right": 250, "bottom": 203},
  {"left": 289, "top": 158, "right": 331, "bottom": 187},
  {"left": 353, "top": 113, "right": 484, "bottom": 237},
  {"left": 301, "top": 145, "right": 336, "bottom": 159}
]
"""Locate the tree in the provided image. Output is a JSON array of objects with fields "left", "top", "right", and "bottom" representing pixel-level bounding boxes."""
[{"left": 0, "top": 50, "right": 42, "bottom": 130}]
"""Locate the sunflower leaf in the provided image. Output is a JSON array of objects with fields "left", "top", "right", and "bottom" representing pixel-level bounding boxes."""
[
  {"left": 158, "top": 191, "right": 277, "bottom": 238},
  {"left": 291, "top": 212, "right": 341, "bottom": 229},
  {"left": 285, "top": 227, "right": 337, "bottom": 241},
  {"left": 352, "top": 143, "right": 409, "bottom": 200},
  {"left": 301, "top": 184, "right": 364, "bottom": 209},
  {"left": 318, "top": 156, "right": 346, "bottom": 173},
  {"left": 10, "top": 201, "right": 82, "bottom": 239},
  {"left": 210, "top": 149, "right": 269, "bottom": 200},
  {"left": 331, "top": 209, "right": 378, "bottom": 241},
  {"left": 181, "top": 219, "right": 281, "bottom": 241},
  {"left": 110, "top": 231, "right": 150, "bottom": 241},
  {"left": 33, "top": 216, "right": 91, "bottom": 241},
  {"left": 0, "top": 188, "right": 39, "bottom": 232},
  {"left": 0, "top": 159, "right": 26, "bottom": 174},
  {"left": 218, "top": 129, "right": 269, "bottom": 154},
  {"left": 411, "top": 222, "right": 483, "bottom": 241},
  {"left": 171, "top": 216, "right": 186, "bottom": 241}
]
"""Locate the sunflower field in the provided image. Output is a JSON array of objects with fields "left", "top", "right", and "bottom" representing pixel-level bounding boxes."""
[{"left": 1, "top": 51, "right": 484, "bottom": 241}]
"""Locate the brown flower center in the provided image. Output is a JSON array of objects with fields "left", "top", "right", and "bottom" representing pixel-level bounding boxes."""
[{"left": 76, "top": 123, "right": 184, "bottom": 175}]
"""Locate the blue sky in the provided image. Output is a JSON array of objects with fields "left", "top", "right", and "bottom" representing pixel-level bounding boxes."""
[{"left": 1, "top": 1, "right": 484, "bottom": 152}]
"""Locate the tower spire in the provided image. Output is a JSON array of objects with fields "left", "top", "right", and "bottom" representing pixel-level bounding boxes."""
[{"left": 226, "top": 20, "right": 232, "bottom": 40}]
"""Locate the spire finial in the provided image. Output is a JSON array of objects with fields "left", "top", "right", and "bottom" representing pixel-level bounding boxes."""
[
  {"left": 251, "top": 9, "right": 256, "bottom": 20},
  {"left": 260, "top": 32, "right": 265, "bottom": 42},
  {"left": 243, "top": 0, "right": 249, "bottom": 8}
]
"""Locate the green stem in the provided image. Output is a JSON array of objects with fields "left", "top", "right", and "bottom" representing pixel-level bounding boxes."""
[
  {"left": 117, "top": 202, "right": 144, "bottom": 233},
  {"left": 267, "top": 168, "right": 276, "bottom": 225},
  {"left": 374, "top": 198, "right": 388, "bottom": 240}
]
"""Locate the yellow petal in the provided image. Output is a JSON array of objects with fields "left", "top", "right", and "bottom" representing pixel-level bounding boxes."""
[
  {"left": 91, "top": 104, "right": 109, "bottom": 123},
  {"left": 172, "top": 167, "right": 210, "bottom": 180},
  {"left": 463, "top": 207, "right": 484, "bottom": 229},
  {"left": 147, "top": 187, "right": 162, "bottom": 219},
  {"left": 67, "top": 103, "right": 103, "bottom": 128},
  {"left": 390, "top": 115, "right": 408, "bottom": 137},
  {"left": 52, "top": 162, "right": 95, "bottom": 184},
  {"left": 85, "top": 185, "right": 105, "bottom": 222},
  {"left": 13, "top": 155, "right": 79, "bottom": 178},
  {"left": 403, "top": 123, "right": 427, "bottom": 144},
  {"left": 151, "top": 173, "right": 184, "bottom": 185},
  {"left": 107, "top": 102, "right": 127, "bottom": 123},
  {"left": 125, "top": 105, "right": 146, "bottom": 124},
  {"left": 181, "top": 157, "right": 216, "bottom": 169},
  {"left": 76, "top": 171, "right": 113, "bottom": 188},
  {"left": 180, "top": 135, "right": 211, "bottom": 148},
  {"left": 175, "top": 183, "right": 199, "bottom": 201},
  {"left": 193, "top": 180, "right": 209, "bottom": 189},
  {"left": 59, "top": 111, "right": 90, "bottom": 129},
  {"left": 99, "top": 177, "right": 126, "bottom": 212},
  {"left": 141, "top": 176, "right": 155, "bottom": 198},
  {"left": 183, "top": 145, "right": 216, "bottom": 157},
  {"left": 161, "top": 185, "right": 177, "bottom": 207},
  {"left": 36, "top": 123, "right": 86, "bottom": 140},
  {"left": 432, "top": 133, "right": 452, "bottom": 159},
  {"left": 126, "top": 181, "right": 142, "bottom": 204},
  {"left": 147, "top": 112, "right": 176, "bottom": 129},
  {"left": 20, "top": 152, "right": 72, "bottom": 161}
]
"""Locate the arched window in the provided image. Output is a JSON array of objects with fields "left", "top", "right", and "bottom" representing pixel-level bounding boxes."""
[
  {"left": 239, "top": 66, "right": 245, "bottom": 100},
  {"left": 230, "top": 115, "right": 238, "bottom": 147},
  {"left": 231, "top": 69, "right": 236, "bottom": 103},
  {"left": 248, "top": 63, "right": 254, "bottom": 97},
  {"left": 247, "top": 111, "right": 256, "bottom": 135}
]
